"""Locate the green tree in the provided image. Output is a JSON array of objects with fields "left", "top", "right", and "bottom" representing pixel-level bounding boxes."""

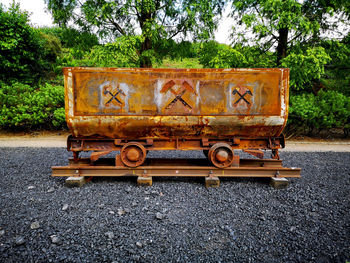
[
  {"left": 39, "top": 27, "right": 99, "bottom": 51},
  {"left": 45, "top": 0, "right": 225, "bottom": 67},
  {"left": 320, "top": 34, "right": 350, "bottom": 96},
  {"left": 230, "top": 0, "right": 349, "bottom": 66},
  {"left": 281, "top": 46, "right": 331, "bottom": 92},
  {"left": 0, "top": 3, "right": 60, "bottom": 82},
  {"left": 198, "top": 41, "right": 275, "bottom": 68}
]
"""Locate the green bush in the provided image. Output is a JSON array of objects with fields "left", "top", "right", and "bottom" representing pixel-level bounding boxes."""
[
  {"left": 86, "top": 37, "right": 140, "bottom": 67},
  {"left": 56, "top": 36, "right": 141, "bottom": 69},
  {"left": 52, "top": 107, "right": 66, "bottom": 128},
  {"left": 321, "top": 37, "right": 350, "bottom": 96},
  {"left": 0, "top": 81, "right": 66, "bottom": 130},
  {"left": 281, "top": 47, "right": 331, "bottom": 92},
  {"left": 0, "top": 4, "right": 61, "bottom": 82},
  {"left": 38, "top": 32, "right": 62, "bottom": 61},
  {"left": 288, "top": 90, "right": 350, "bottom": 136},
  {"left": 198, "top": 41, "right": 275, "bottom": 68},
  {"left": 155, "top": 39, "right": 200, "bottom": 60},
  {"left": 39, "top": 27, "right": 99, "bottom": 54},
  {"left": 288, "top": 93, "right": 321, "bottom": 134},
  {"left": 206, "top": 45, "right": 247, "bottom": 68},
  {"left": 198, "top": 41, "right": 222, "bottom": 67}
]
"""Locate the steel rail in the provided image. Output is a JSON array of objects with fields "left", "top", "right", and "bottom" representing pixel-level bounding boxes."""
[{"left": 52, "top": 158, "right": 300, "bottom": 178}]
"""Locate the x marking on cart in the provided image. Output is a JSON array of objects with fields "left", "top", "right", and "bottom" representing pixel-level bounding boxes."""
[
  {"left": 103, "top": 85, "right": 125, "bottom": 106},
  {"left": 161, "top": 80, "right": 197, "bottom": 110},
  {"left": 232, "top": 88, "right": 252, "bottom": 105}
]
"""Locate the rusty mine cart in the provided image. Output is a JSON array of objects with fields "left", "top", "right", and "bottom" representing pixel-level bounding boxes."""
[{"left": 52, "top": 67, "right": 301, "bottom": 188}]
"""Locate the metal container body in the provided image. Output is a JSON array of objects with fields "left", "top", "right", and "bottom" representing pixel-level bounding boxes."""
[{"left": 64, "top": 67, "right": 289, "bottom": 139}]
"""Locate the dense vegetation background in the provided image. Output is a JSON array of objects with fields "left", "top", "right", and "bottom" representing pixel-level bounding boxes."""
[{"left": 0, "top": 1, "right": 349, "bottom": 137}]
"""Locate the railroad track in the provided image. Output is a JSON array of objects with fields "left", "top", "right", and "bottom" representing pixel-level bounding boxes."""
[{"left": 52, "top": 158, "right": 301, "bottom": 188}]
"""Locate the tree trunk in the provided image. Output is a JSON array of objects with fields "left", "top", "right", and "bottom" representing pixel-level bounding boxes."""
[
  {"left": 140, "top": 36, "right": 152, "bottom": 68},
  {"left": 138, "top": 5, "right": 154, "bottom": 68},
  {"left": 276, "top": 27, "right": 289, "bottom": 66}
]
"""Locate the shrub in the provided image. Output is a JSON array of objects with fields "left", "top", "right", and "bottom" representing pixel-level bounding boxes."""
[
  {"left": 0, "top": 81, "right": 66, "bottom": 130},
  {"left": 288, "top": 90, "right": 350, "bottom": 136},
  {"left": 155, "top": 39, "right": 199, "bottom": 60},
  {"left": 39, "top": 27, "right": 99, "bottom": 52},
  {"left": 198, "top": 41, "right": 222, "bottom": 67},
  {"left": 52, "top": 107, "right": 66, "bottom": 128},
  {"left": 88, "top": 36, "right": 141, "bottom": 67},
  {"left": 198, "top": 41, "right": 275, "bottom": 68},
  {"left": 317, "top": 90, "right": 350, "bottom": 135},
  {"left": 288, "top": 93, "right": 321, "bottom": 134},
  {"left": 281, "top": 47, "right": 331, "bottom": 92},
  {"left": 206, "top": 45, "right": 247, "bottom": 68},
  {"left": 56, "top": 36, "right": 141, "bottom": 69},
  {"left": 321, "top": 37, "right": 350, "bottom": 96}
]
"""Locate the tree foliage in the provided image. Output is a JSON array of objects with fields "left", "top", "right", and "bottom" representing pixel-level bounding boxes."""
[
  {"left": 45, "top": 0, "right": 225, "bottom": 67},
  {"left": 281, "top": 46, "right": 331, "bottom": 92},
  {"left": 230, "top": 0, "right": 349, "bottom": 65},
  {"left": 39, "top": 27, "right": 99, "bottom": 51},
  {"left": 0, "top": 1, "right": 349, "bottom": 136},
  {"left": 320, "top": 34, "right": 350, "bottom": 96},
  {"left": 199, "top": 41, "right": 275, "bottom": 68},
  {"left": 0, "top": 3, "right": 60, "bottom": 82}
]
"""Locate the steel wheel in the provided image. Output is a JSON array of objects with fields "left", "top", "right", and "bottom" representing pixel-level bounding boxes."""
[
  {"left": 120, "top": 142, "right": 147, "bottom": 167},
  {"left": 208, "top": 143, "right": 235, "bottom": 168}
]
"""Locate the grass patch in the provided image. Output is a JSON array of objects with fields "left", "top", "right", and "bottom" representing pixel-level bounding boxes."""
[{"left": 155, "top": 58, "right": 203, "bottom": 68}]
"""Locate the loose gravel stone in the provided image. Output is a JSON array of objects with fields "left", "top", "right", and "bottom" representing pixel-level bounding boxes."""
[
  {"left": 155, "top": 212, "right": 165, "bottom": 220},
  {"left": 105, "top": 231, "right": 114, "bottom": 239},
  {"left": 62, "top": 204, "right": 69, "bottom": 211},
  {"left": 30, "top": 221, "right": 40, "bottom": 230},
  {"left": 27, "top": 185, "right": 35, "bottom": 190},
  {"left": 136, "top": 241, "right": 143, "bottom": 248},
  {"left": 117, "top": 208, "right": 126, "bottom": 216},
  {"left": 0, "top": 148, "right": 349, "bottom": 262},
  {"left": 50, "top": 235, "right": 61, "bottom": 245},
  {"left": 14, "top": 236, "right": 25, "bottom": 246},
  {"left": 47, "top": 187, "right": 55, "bottom": 193}
]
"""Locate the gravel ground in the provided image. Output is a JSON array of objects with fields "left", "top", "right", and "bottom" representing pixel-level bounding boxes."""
[{"left": 0, "top": 148, "right": 349, "bottom": 263}]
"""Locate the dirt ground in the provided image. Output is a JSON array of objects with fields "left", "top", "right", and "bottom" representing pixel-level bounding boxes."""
[{"left": 0, "top": 131, "right": 349, "bottom": 151}]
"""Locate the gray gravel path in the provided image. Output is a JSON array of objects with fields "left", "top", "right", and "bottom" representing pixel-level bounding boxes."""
[{"left": 0, "top": 148, "right": 349, "bottom": 263}]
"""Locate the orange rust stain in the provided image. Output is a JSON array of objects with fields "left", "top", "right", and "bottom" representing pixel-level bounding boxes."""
[{"left": 64, "top": 67, "right": 289, "bottom": 139}]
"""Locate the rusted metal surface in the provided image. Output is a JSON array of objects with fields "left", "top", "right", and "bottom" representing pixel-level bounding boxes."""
[
  {"left": 64, "top": 67, "right": 289, "bottom": 140},
  {"left": 52, "top": 158, "right": 301, "bottom": 178},
  {"left": 67, "top": 135, "right": 284, "bottom": 167},
  {"left": 243, "top": 149, "right": 265, "bottom": 159},
  {"left": 56, "top": 67, "right": 300, "bottom": 177},
  {"left": 120, "top": 142, "right": 147, "bottom": 167},
  {"left": 67, "top": 135, "right": 284, "bottom": 152},
  {"left": 67, "top": 157, "right": 284, "bottom": 167},
  {"left": 208, "top": 142, "right": 236, "bottom": 168}
]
